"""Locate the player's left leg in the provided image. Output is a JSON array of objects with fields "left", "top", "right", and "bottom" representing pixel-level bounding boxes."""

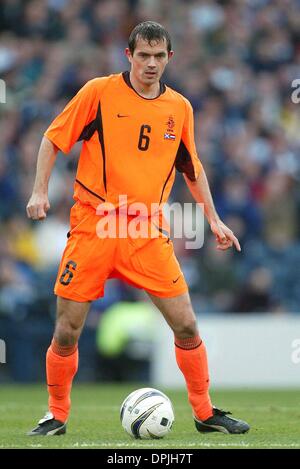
[
  {"left": 147, "top": 292, "right": 213, "bottom": 420},
  {"left": 147, "top": 291, "right": 250, "bottom": 434},
  {"left": 116, "top": 224, "right": 249, "bottom": 434}
]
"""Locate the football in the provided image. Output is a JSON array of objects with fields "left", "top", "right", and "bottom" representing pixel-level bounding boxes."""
[{"left": 120, "top": 387, "right": 174, "bottom": 439}]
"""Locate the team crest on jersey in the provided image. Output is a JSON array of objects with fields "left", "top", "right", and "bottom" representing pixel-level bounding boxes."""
[
  {"left": 164, "top": 115, "right": 176, "bottom": 141},
  {"left": 166, "top": 115, "right": 175, "bottom": 131}
]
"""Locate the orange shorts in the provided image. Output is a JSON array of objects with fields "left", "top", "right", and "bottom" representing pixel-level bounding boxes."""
[{"left": 54, "top": 201, "right": 188, "bottom": 302}]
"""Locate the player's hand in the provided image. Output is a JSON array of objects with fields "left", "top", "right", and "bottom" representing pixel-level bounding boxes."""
[
  {"left": 26, "top": 192, "right": 50, "bottom": 220},
  {"left": 210, "top": 219, "right": 241, "bottom": 252}
]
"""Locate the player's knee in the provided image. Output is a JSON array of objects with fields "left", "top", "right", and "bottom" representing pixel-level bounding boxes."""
[
  {"left": 54, "top": 319, "right": 81, "bottom": 346},
  {"left": 173, "top": 318, "right": 198, "bottom": 338}
]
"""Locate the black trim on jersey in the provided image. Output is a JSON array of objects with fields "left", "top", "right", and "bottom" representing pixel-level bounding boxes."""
[
  {"left": 159, "top": 162, "right": 175, "bottom": 205},
  {"left": 77, "top": 102, "right": 107, "bottom": 194},
  {"left": 157, "top": 226, "right": 169, "bottom": 237},
  {"left": 95, "top": 102, "right": 107, "bottom": 193},
  {"left": 75, "top": 178, "right": 105, "bottom": 202},
  {"left": 78, "top": 118, "right": 97, "bottom": 141},
  {"left": 175, "top": 140, "right": 197, "bottom": 181},
  {"left": 122, "top": 71, "right": 166, "bottom": 100},
  {"left": 159, "top": 139, "right": 197, "bottom": 204}
]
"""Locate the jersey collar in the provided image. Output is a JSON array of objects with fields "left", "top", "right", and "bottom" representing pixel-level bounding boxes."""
[{"left": 122, "top": 71, "right": 166, "bottom": 100}]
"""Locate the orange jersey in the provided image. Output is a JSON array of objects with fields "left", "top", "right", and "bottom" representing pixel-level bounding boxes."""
[{"left": 45, "top": 72, "right": 202, "bottom": 211}]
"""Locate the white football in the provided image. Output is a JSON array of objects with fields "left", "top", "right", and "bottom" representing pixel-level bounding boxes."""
[{"left": 120, "top": 387, "right": 174, "bottom": 439}]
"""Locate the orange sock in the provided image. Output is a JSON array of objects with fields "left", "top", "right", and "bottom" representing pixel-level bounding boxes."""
[
  {"left": 175, "top": 335, "right": 213, "bottom": 421},
  {"left": 46, "top": 338, "right": 78, "bottom": 423}
]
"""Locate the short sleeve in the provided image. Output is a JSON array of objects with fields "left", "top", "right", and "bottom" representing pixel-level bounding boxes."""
[
  {"left": 44, "top": 78, "right": 101, "bottom": 154},
  {"left": 175, "top": 98, "right": 202, "bottom": 181}
]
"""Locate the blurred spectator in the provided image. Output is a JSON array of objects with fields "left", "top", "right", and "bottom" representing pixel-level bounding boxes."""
[
  {"left": 231, "top": 266, "right": 281, "bottom": 313},
  {"left": 196, "top": 236, "right": 239, "bottom": 313},
  {"left": 261, "top": 170, "right": 298, "bottom": 249}
]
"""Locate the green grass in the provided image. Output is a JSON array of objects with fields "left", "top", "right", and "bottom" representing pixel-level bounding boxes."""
[{"left": 0, "top": 384, "right": 300, "bottom": 449}]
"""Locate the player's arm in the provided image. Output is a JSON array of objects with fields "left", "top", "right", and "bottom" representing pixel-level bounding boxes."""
[
  {"left": 26, "top": 136, "right": 59, "bottom": 220},
  {"left": 26, "top": 136, "right": 58, "bottom": 220},
  {"left": 179, "top": 97, "right": 240, "bottom": 251},
  {"left": 183, "top": 172, "right": 241, "bottom": 252},
  {"left": 26, "top": 79, "right": 101, "bottom": 221}
]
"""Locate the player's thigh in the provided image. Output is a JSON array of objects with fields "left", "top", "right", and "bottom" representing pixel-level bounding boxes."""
[
  {"left": 55, "top": 203, "right": 116, "bottom": 301},
  {"left": 147, "top": 291, "right": 199, "bottom": 337},
  {"left": 117, "top": 235, "right": 188, "bottom": 297}
]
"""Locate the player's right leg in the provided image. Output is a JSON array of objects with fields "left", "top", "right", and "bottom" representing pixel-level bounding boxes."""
[
  {"left": 28, "top": 297, "right": 90, "bottom": 436},
  {"left": 28, "top": 201, "right": 115, "bottom": 436}
]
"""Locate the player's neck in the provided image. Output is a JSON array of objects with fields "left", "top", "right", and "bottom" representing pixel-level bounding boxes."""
[{"left": 129, "top": 72, "right": 160, "bottom": 99}]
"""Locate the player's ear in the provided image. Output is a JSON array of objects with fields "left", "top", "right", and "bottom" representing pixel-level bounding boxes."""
[
  {"left": 125, "top": 48, "right": 132, "bottom": 63},
  {"left": 168, "top": 50, "right": 174, "bottom": 61}
]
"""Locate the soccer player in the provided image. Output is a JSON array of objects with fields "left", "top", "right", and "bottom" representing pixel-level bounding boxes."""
[{"left": 26, "top": 21, "right": 249, "bottom": 436}]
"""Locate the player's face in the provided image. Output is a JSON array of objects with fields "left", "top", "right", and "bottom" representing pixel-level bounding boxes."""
[{"left": 126, "top": 38, "right": 173, "bottom": 86}]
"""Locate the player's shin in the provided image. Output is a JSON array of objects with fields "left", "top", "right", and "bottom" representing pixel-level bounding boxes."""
[
  {"left": 174, "top": 335, "right": 213, "bottom": 421},
  {"left": 46, "top": 338, "right": 78, "bottom": 423}
]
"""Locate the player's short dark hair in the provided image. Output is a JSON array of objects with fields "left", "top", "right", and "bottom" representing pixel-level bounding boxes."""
[{"left": 128, "top": 21, "right": 172, "bottom": 54}]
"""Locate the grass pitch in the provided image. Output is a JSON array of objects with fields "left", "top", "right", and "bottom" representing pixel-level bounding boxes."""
[{"left": 0, "top": 384, "right": 299, "bottom": 449}]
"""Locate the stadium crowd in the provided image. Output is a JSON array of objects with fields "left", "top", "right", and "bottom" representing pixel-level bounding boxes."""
[{"left": 0, "top": 0, "right": 300, "bottom": 374}]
